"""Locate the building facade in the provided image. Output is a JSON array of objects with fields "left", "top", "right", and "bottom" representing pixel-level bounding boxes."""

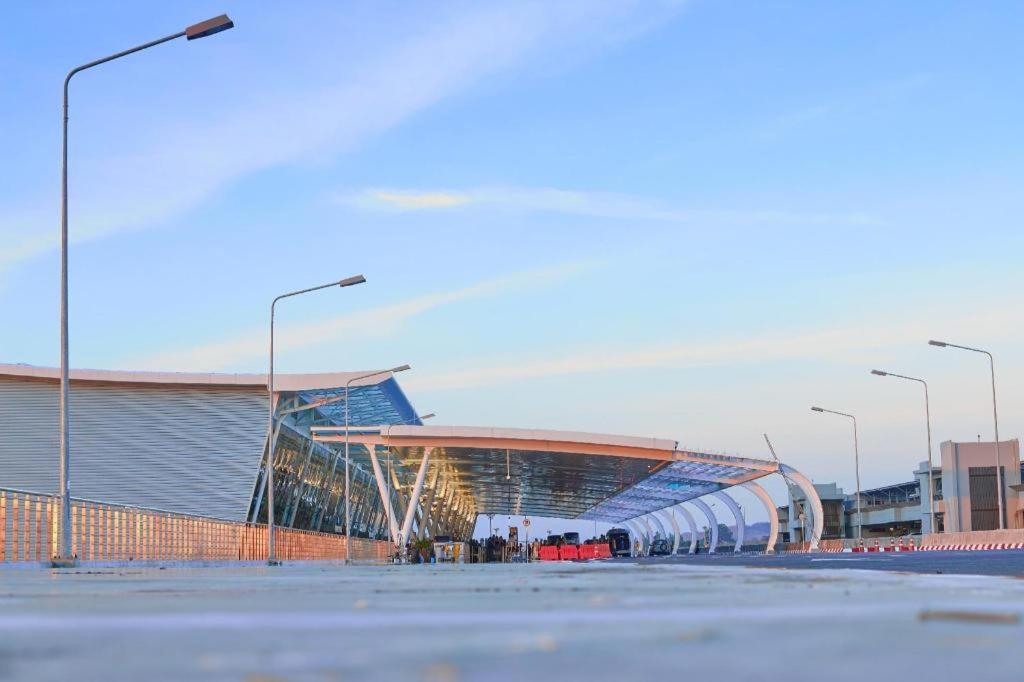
[
  {"left": 0, "top": 364, "right": 422, "bottom": 541},
  {"left": 779, "top": 439, "right": 1023, "bottom": 540}
]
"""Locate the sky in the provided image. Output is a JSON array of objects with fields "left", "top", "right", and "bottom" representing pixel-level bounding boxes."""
[{"left": 2, "top": 1, "right": 1023, "bottom": 535}]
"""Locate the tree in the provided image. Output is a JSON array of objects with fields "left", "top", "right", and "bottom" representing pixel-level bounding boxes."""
[{"left": 717, "top": 523, "right": 735, "bottom": 544}]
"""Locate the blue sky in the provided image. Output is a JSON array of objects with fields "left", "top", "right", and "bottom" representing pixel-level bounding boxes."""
[{"left": 2, "top": 1, "right": 1023, "bottom": 530}]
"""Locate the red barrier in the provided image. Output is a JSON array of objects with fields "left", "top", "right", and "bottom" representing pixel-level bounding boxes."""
[
  {"left": 594, "top": 544, "right": 612, "bottom": 559},
  {"left": 539, "top": 545, "right": 560, "bottom": 561},
  {"left": 576, "top": 544, "right": 597, "bottom": 560},
  {"left": 559, "top": 544, "right": 579, "bottom": 561}
]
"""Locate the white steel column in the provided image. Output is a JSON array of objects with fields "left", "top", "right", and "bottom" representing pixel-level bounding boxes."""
[
  {"left": 419, "top": 467, "right": 441, "bottom": 540},
  {"left": 640, "top": 516, "right": 654, "bottom": 555},
  {"left": 367, "top": 444, "right": 400, "bottom": 546},
  {"left": 743, "top": 481, "right": 779, "bottom": 554},
  {"left": 400, "top": 447, "right": 433, "bottom": 546},
  {"left": 624, "top": 520, "right": 644, "bottom": 556},
  {"left": 780, "top": 464, "right": 823, "bottom": 551},
  {"left": 656, "top": 509, "right": 680, "bottom": 554},
  {"left": 691, "top": 498, "right": 718, "bottom": 554},
  {"left": 648, "top": 513, "right": 667, "bottom": 542},
  {"left": 712, "top": 490, "right": 745, "bottom": 553},
  {"left": 676, "top": 504, "right": 699, "bottom": 554}
]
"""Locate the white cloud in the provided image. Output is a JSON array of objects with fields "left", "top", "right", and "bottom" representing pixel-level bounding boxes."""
[
  {"left": 340, "top": 186, "right": 880, "bottom": 226},
  {"left": 403, "top": 304, "right": 1024, "bottom": 391},
  {"left": 0, "top": 2, "right": 684, "bottom": 277},
  {"left": 131, "top": 261, "right": 595, "bottom": 371}
]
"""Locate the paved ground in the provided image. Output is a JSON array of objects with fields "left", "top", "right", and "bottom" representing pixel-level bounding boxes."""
[
  {"left": 628, "top": 549, "right": 1024, "bottom": 576},
  {"left": 1, "top": 561, "right": 1022, "bottom": 681}
]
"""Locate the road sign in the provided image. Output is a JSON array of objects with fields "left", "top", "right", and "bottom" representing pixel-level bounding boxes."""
[{"left": 523, "top": 518, "right": 531, "bottom": 527}]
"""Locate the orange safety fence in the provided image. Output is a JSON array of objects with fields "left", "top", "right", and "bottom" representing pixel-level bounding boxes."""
[
  {"left": 538, "top": 545, "right": 560, "bottom": 561},
  {"left": 0, "top": 487, "right": 389, "bottom": 564},
  {"left": 558, "top": 544, "right": 579, "bottom": 560}
]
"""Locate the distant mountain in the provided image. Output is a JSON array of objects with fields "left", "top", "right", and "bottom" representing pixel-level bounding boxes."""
[{"left": 742, "top": 522, "right": 771, "bottom": 541}]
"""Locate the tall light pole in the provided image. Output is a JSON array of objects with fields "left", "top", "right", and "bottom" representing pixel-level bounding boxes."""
[
  {"left": 871, "top": 370, "right": 937, "bottom": 534},
  {"left": 929, "top": 340, "right": 1004, "bottom": 529},
  {"left": 344, "top": 364, "right": 411, "bottom": 563},
  {"left": 56, "top": 15, "right": 234, "bottom": 566},
  {"left": 268, "top": 275, "right": 366, "bottom": 565},
  {"left": 811, "top": 406, "right": 863, "bottom": 540}
]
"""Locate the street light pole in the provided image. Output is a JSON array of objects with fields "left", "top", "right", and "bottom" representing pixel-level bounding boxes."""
[
  {"left": 811, "top": 406, "right": 862, "bottom": 540},
  {"left": 268, "top": 275, "right": 366, "bottom": 565},
  {"left": 929, "top": 340, "right": 1004, "bottom": 529},
  {"left": 57, "top": 15, "right": 233, "bottom": 566},
  {"left": 344, "top": 365, "right": 411, "bottom": 564},
  {"left": 871, "top": 370, "right": 937, "bottom": 534}
]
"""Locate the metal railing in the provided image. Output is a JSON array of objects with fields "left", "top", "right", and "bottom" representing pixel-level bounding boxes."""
[{"left": 0, "top": 486, "right": 389, "bottom": 564}]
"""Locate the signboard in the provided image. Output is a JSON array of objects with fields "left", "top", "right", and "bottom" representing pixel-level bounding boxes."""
[{"left": 522, "top": 518, "right": 531, "bottom": 527}]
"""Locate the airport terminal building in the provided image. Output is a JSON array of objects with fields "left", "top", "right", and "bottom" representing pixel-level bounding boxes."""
[{"left": 0, "top": 363, "right": 827, "bottom": 562}]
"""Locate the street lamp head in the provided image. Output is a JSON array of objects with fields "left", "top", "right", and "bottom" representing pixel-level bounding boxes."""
[
  {"left": 185, "top": 14, "right": 234, "bottom": 40},
  {"left": 419, "top": 413, "right": 436, "bottom": 420},
  {"left": 338, "top": 274, "right": 367, "bottom": 288},
  {"left": 928, "top": 340, "right": 948, "bottom": 347},
  {"left": 391, "top": 364, "right": 411, "bottom": 373},
  {"left": 870, "top": 369, "right": 888, "bottom": 376},
  {"left": 810, "top": 406, "right": 824, "bottom": 412}
]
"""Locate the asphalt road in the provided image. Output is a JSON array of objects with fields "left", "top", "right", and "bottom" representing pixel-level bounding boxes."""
[{"left": 624, "top": 549, "right": 1024, "bottom": 576}]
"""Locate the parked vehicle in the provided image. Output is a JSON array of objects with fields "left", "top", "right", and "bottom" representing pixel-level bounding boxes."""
[
  {"left": 649, "top": 538, "right": 671, "bottom": 556},
  {"left": 606, "top": 528, "right": 632, "bottom": 557},
  {"left": 562, "top": 532, "right": 580, "bottom": 545}
]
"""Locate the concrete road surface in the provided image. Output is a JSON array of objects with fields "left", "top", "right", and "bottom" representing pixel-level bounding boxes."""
[
  {"left": 1, "top": 561, "right": 1022, "bottom": 681},
  {"left": 627, "top": 548, "right": 1024, "bottom": 576}
]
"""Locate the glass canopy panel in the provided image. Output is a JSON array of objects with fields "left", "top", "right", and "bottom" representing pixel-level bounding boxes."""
[{"left": 578, "top": 460, "right": 772, "bottom": 522}]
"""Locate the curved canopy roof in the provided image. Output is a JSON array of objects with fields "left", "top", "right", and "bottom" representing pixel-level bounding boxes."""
[{"left": 310, "top": 424, "right": 778, "bottom": 523}]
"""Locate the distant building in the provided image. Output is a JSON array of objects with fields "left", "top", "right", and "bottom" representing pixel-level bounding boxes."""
[
  {"left": 785, "top": 482, "right": 846, "bottom": 542},
  {"left": 780, "top": 439, "right": 1023, "bottom": 539},
  {"left": 939, "top": 440, "right": 1022, "bottom": 532}
]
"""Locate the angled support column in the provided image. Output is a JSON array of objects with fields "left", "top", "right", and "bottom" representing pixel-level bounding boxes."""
[
  {"left": 743, "top": 481, "right": 779, "bottom": 554},
  {"left": 690, "top": 498, "right": 718, "bottom": 554},
  {"left": 367, "top": 444, "right": 400, "bottom": 546},
  {"left": 675, "top": 504, "right": 699, "bottom": 554},
  {"left": 419, "top": 466, "right": 441, "bottom": 540},
  {"left": 400, "top": 447, "right": 433, "bottom": 546},
  {"left": 438, "top": 487, "right": 454, "bottom": 534},
  {"left": 712, "top": 490, "right": 745, "bottom": 553},
  {"left": 656, "top": 509, "right": 680, "bottom": 554},
  {"left": 780, "top": 464, "right": 823, "bottom": 552}
]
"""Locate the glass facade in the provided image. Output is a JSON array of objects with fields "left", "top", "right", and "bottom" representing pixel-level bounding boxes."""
[{"left": 248, "top": 379, "right": 420, "bottom": 538}]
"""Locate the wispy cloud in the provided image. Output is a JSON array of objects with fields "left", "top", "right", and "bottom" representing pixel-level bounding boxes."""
[
  {"left": 340, "top": 186, "right": 880, "bottom": 226},
  {"left": 131, "top": 261, "right": 595, "bottom": 371},
  {"left": 403, "top": 304, "right": 1024, "bottom": 391},
  {"left": 0, "top": 2, "right": 683, "bottom": 277}
]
